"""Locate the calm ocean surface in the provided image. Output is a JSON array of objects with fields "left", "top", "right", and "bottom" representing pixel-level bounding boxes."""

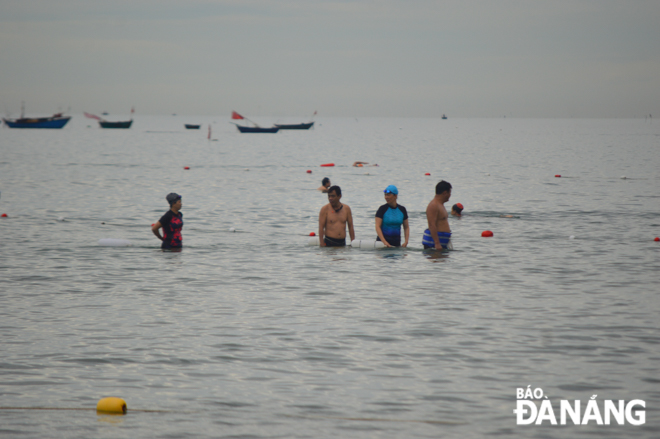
[{"left": 1, "top": 116, "right": 659, "bottom": 438}]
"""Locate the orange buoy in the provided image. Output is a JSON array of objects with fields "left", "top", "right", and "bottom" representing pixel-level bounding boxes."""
[
  {"left": 555, "top": 174, "right": 561, "bottom": 178},
  {"left": 306, "top": 170, "right": 312, "bottom": 174},
  {"left": 481, "top": 230, "right": 493, "bottom": 237},
  {"left": 320, "top": 163, "right": 335, "bottom": 167},
  {"left": 425, "top": 173, "right": 430, "bottom": 176},
  {"left": 309, "top": 232, "right": 316, "bottom": 236},
  {"left": 96, "top": 397, "right": 127, "bottom": 414}
]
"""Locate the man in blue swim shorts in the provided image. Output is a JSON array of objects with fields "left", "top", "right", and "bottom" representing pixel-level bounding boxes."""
[{"left": 423, "top": 180, "right": 453, "bottom": 250}]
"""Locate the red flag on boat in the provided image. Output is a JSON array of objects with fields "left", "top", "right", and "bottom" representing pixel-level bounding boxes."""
[
  {"left": 131, "top": 106, "right": 135, "bottom": 114},
  {"left": 232, "top": 111, "right": 244, "bottom": 120},
  {"left": 84, "top": 112, "right": 101, "bottom": 120}
]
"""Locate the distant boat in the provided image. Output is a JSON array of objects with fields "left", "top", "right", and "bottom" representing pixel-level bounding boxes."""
[
  {"left": 231, "top": 111, "right": 279, "bottom": 133},
  {"left": 185, "top": 124, "right": 201, "bottom": 129},
  {"left": 274, "top": 122, "right": 314, "bottom": 130},
  {"left": 85, "top": 107, "right": 134, "bottom": 129},
  {"left": 3, "top": 113, "right": 71, "bottom": 129},
  {"left": 441, "top": 114, "right": 448, "bottom": 120},
  {"left": 235, "top": 125, "right": 279, "bottom": 133},
  {"left": 3, "top": 103, "right": 71, "bottom": 128},
  {"left": 99, "top": 120, "right": 133, "bottom": 129}
]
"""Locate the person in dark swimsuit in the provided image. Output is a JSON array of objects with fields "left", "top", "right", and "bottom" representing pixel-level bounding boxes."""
[{"left": 151, "top": 193, "right": 183, "bottom": 250}]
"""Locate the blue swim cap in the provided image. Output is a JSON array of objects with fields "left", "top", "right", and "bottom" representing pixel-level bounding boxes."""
[{"left": 384, "top": 185, "right": 398, "bottom": 195}]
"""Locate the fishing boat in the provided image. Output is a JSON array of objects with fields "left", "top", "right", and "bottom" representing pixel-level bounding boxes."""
[
  {"left": 235, "top": 125, "right": 279, "bottom": 133},
  {"left": 274, "top": 122, "right": 314, "bottom": 130},
  {"left": 184, "top": 124, "right": 201, "bottom": 129},
  {"left": 99, "top": 120, "right": 133, "bottom": 129},
  {"left": 231, "top": 111, "right": 279, "bottom": 133},
  {"left": 441, "top": 114, "right": 448, "bottom": 120},
  {"left": 3, "top": 113, "right": 71, "bottom": 129},
  {"left": 3, "top": 103, "right": 71, "bottom": 128},
  {"left": 85, "top": 107, "right": 134, "bottom": 129}
]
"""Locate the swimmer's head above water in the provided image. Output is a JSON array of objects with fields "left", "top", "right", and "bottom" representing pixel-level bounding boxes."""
[{"left": 451, "top": 203, "right": 463, "bottom": 217}]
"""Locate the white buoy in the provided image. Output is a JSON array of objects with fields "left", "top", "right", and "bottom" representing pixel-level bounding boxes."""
[
  {"left": 307, "top": 236, "right": 320, "bottom": 246},
  {"left": 351, "top": 240, "right": 385, "bottom": 249},
  {"left": 229, "top": 227, "right": 236, "bottom": 232},
  {"left": 98, "top": 238, "right": 132, "bottom": 247},
  {"left": 569, "top": 235, "right": 575, "bottom": 240},
  {"left": 620, "top": 176, "right": 627, "bottom": 179},
  {"left": 57, "top": 217, "right": 66, "bottom": 221},
  {"left": 244, "top": 168, "right": 250, "bottom": 171}
]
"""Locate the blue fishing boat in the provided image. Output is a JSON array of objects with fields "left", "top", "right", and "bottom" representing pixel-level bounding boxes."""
[
  {"left": 235, "top": 125, "right": 279, "bottom": 133},
  {"left": 3, "top": 112, "right": 71, "bottom": 129},
  {"left": 185, "top": 124, "right": 201, "bottom": 129},
  {"left": 274, "top": 122, "right": 314, "bottom": 130}
]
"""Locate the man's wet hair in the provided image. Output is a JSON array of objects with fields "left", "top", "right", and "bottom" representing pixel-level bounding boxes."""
[
  {"left": 322, "top": 177, "right": 330, "bottom": 185},
  {"left": 328, "top": 185, "right": 341, "bottom": 196},
  {"left": 435, "top": 180, "right": 452, "bottom": 195}
]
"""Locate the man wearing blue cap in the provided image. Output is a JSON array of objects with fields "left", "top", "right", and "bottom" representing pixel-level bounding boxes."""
[
  {"left": 375, "top": 185, "right": 409, "bottom": 247},
  {"left": 151, "top": 192, "right": 183, "bottom": 250}
]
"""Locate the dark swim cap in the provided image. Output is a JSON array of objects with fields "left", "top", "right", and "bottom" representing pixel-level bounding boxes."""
[
  {"left": 322, "top": 177, "right": 330, "bottom": 185},
  {"left": 166, "top": 193, "right": 182, "bottom": 205}
]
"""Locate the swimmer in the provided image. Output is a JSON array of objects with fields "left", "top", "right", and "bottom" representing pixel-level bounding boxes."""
[
  {"left": 375, "top": 185, "right": 409, "bottom": 247},
  {"left": 318, "top": 186, "right": 355, "bottom": 247},
  {"left": 422, "top": 181, "right": 453, "bottom": 250},
  {"left": 152, "top": 193, "right": 183, "bottom": 250},
  {"left": 318, "top": 177, "right": 331, "bottom": 193},
  {"left": 353, "top": 161, "right": 368, "bottom": 167},
  {"left": 451, "top": 203, "right": 464, "bottom": 217}
]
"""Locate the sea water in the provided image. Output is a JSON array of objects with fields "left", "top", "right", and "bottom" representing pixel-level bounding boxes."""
[{"left": 0, "top": 116, "right": 658, "bottom": 438}]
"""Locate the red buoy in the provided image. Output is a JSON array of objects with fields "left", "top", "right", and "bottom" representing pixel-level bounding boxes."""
[
  {"left": 555, "top": 174, "right": 561, "bottom": 178},
  {"left": 425, "top": 173, "right": 430, "bottom": 176},
  {"left": 306, "top": 170, "right": 312, "bottom": 174},
  {"left": 184, "top": 166, "right": 190, "bottom": 170},
  {"left": 309, "top": 232, "right": 316, "bottom": 236},
  {"left": 655, "top": 237, "right": 660, "bottom": 242},
  {"left": 320, "top": 163, "right": 335, "bottom": 167},
  {"left": 1, "top": 213, "right": 7, "bottom": 218},
  {"left": 481, "top": 230, "right": 493, "bottom": 237}
]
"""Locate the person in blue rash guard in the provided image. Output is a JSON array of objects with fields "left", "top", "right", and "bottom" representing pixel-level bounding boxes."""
[{"left": 375, "top": 185, "right": 409, "bottom": 247}]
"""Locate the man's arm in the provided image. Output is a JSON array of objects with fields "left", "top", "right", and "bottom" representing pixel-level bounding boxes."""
[
  {"left": 426, "top": 203, "right": 442, "bottom": 249},
  {"left": 346, "top": 206, "right": 356, "bottom": 242},
  {"left": 318, "top": 205, "right": 327, "bottom": 247}
]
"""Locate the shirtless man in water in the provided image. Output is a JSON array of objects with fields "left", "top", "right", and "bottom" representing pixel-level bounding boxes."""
[
  {"left": 423, "top": 180, "right": 453, "bottom": 250},
  {"left": 318, "top": 185, "right": 355, "bottom": 247}
]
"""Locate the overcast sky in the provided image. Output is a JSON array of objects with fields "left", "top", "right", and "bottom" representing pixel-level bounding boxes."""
[{"left": 1, "top": 0, "right": 659, "bottom": 118}]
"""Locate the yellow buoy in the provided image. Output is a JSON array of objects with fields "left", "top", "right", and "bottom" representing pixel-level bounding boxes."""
[{"left": 96, "top": 397, "right": 127, "bottom": 414}]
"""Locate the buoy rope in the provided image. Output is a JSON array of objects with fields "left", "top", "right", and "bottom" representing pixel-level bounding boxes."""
[
  {"left": 0, "top": 407, "right": 463, "bottom": 423},
  {"left": 283, "top": 414, "right": 465, "bottom": 425},
  {"left": 0, "top": 407, "right": 176, "bottom": 413}
]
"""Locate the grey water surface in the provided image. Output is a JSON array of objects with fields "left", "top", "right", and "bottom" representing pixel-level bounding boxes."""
[{"left": 1, "top": 116, "right": 659, "bottom": 438}]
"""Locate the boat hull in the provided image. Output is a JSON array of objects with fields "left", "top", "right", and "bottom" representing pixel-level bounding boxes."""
[
  {"left": 99, "top": 120, "right": 133, "bottom": 129},
  {"left": 3, "top": 116, "right": 71, "bottom": 129},
  {"left": 184, "top": 124, "right": 201, "bottom": 129},
  {"left": 236, "top": 125, "right": 279, "bottom": 133},
  {"left": 274, "top": 122, "right": 314, "bottom": 130}
]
